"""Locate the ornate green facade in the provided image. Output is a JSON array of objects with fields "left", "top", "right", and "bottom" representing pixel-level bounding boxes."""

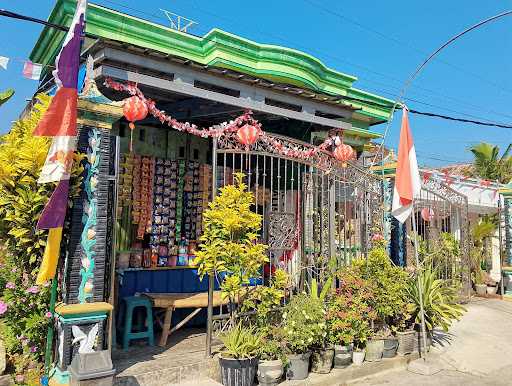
[{"left": 31, "top": 0, "right": 394, "bottom": 138}]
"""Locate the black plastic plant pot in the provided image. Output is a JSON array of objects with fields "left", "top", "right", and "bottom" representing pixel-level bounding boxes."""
[
  {"left": 383, "top": 338, "right": 398, "bottom": 358},
  {"left": 219, "top": 356, "right": 258, "bottom": 386}
]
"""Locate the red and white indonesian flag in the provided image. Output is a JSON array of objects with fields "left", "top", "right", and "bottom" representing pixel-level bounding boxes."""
[{"left": 392, "top": 108, "right": 421, "bottom": 223}]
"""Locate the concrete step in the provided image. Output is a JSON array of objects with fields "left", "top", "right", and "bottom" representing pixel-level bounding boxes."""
[
  {"left": 179, "top": 380, "right": 222, "bottom": 386},
  {"left": 114, "top": 350, "right": 220, "bottom": 386}
]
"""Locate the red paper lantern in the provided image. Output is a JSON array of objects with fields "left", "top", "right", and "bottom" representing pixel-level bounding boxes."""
[
  {"left": 421, "top": 207, "right": 434, "bottom": 222},
  {"left": 333, "top": 143, "right": 356, "bottom": 167},
  {"left": 237, "top": 124, "right": 260, "bottom": 147},
  {"left": 123, "top": 96, "right": 148, "bottom": 152}
]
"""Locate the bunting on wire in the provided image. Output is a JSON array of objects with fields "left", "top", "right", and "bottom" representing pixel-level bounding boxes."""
[
  {"left": 22, "top": 61, "right": 42, "bottom": 80},
  {"left": 392, "top": 107, "right": 421, "bottom": 223},
  {"left": 35, "top": 0, "right": 87, "bottom": 285},
  {"left": 0, "top": 56, "right": 9, "bottom": 70},
  {"left": 33, "top": 0, "right": 86, "bottom": 137}
]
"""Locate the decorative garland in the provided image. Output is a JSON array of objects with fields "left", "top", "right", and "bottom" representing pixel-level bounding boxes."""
[
  {"left": 103, "top": 78, "right": 350, "bottom": 163},
  {"left": 78, "top": 129, "right": 100, "bottom": 303}
]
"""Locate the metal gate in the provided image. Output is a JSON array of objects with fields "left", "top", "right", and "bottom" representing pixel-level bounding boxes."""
[
  {"left": 413, "top": 178, "right": 471, "bottom": 300},
  {"left": 214, "top": 133, "right": 384, "bottom": 290}
]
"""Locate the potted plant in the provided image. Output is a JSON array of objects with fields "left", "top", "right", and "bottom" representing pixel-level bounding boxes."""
[
  {"left": 352, "top": 341, "right": 366, "bottom": 366},
  {"left": 365, "top": 333, "right": 384, "bottom": 362},
  {"left": 194, "top": 173, "right": 269, "bottom": 325},
  {"left": 257, "top": 335, "right": 285, "bottom": 386},
  {"left": 469, "top": 220, "right": 495, "bottom": 296},
  {"left": 393, "top": 303, "right": 416, "bottom": 356},
  {"left": 473, "top": 269, "right": 487, "bottom": 296},
  {"left": 327, "top": 265, "right": 376, "bottom": 368},
  {"left": 308, "top": 278, "right": 334, "bottom": 374},
  {"left": 407, "top": 266, "right": 466, "bottom": 353},
  {"left": 219, "top": 324, "right": 263, "bottom": 386},
  {"left": 282, "top": 293, "right": 325, "bottom": 380},
  {"left": 326, "top": 292, "right": 356, "bottom": 368},
  {"left": 350, "top": 246, "right": 411, "bottom": 361}
]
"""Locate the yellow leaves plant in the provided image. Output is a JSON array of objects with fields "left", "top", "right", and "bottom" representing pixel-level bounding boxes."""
[{"left": 194, "top": 173, "right": 268, "bottom": 303}]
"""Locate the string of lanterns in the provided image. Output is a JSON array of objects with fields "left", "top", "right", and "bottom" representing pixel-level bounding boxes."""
[{"left": 104, "top": 78, "right": 357, "bottom": 166}]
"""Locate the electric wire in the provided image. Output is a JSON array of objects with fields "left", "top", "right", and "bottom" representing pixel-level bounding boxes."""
[
  {"left": 2, "top": 6, "right": 511, "bottom": 130},
  {"left": 98, "top": 0, "right": 512, "bottom": 122},
  {"left": 302, "top": 0, "right": 512, "bottom": 95},
  {"left": 370, "top": 9, "right": 512, "bottom": 166}
]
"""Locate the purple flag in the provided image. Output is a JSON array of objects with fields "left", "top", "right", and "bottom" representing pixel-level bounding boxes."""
[
  {"left": 53, "top": 0, "right": 86, "bottom": 89},
  {"left": 37, "top": 180, "right": 70, "bottom": 230}
]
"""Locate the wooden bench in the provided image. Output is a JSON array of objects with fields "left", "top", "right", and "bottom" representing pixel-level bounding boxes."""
[{"left": 142, "top": 291, "right": 231, "bottom": 347}]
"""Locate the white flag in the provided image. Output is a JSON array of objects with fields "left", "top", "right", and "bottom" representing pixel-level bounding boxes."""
[
  {"left": 23, "top": 61, "right": 42, "bottom": 81},
  {"left": 0, "top": 56, "right": 9, "bottom": 70},
  {"left": 38, "top": 136, "right": 77, "bottom": 183}
]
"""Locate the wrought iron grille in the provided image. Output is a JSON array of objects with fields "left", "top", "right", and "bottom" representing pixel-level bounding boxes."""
[
  {"left": 215, "top": 133, "right": 384, "bottom": 292},
  {"left": 412, "top": 183, "right": 471, "bottom": 301}
]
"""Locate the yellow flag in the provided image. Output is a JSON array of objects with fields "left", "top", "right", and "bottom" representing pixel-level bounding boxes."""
[{"left": 36, "top": 227, "right": 63, "bottom": 285}]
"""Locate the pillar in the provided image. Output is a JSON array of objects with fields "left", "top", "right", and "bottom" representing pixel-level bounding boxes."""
[
  {"left": 382, "top": 177, "right": 393, "bottom": 254},
  {"left": 52, "top": 83, "right": 123, "bottom": 383}
]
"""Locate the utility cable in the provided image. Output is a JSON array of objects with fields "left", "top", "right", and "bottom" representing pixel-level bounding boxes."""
[
  {"left": 302, "top": 0, "right": 512, "bottom": 95},
  {"left": 0, "top": 9, "right": 98, "bottom": 39},
  {"left": 98, "top": 0, "right": 512, "bottom": 122},
  {"left": 371, "top": 9, "right": 512, "bottom": 166},
  {"left": 2, "top": 7, "right": 511, "bottom": 131}
]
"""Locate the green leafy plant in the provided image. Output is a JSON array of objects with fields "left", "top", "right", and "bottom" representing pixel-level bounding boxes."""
[
  {"left": 308, "top": 276, "right": 333, "bottom": 303},
  {"left": 220, "top": 323, "right": 263, "bottom": 359},
  {"left": 0, "top": 89, "right": 14, "bottom": 108},
  {"left": 194, "top": 173, "right": 268, "bottom": 309},
  {"left": 469, "top": 142, "right": 512, "bottom": 184},
  {"left": 407, "top": 267, "right": 466, "bottom": 332},
  {"left": 258, "top": 330, "right": 287, "bottom": 364},
  {"left": 352, "top": 247, "right": 410, "bottom": 329},
  {"left": 327, "top": 265, "right": 375, "bottom": 349},
  {"left": 0, "top": 95, "right": 84, "bottom": 381},
  {"left": 469, "top": 219, "right": 496, "bottom": 287},
  {"left": 282, "top": 293, "right": 326, "bottom": 353},
  {"left": 241, "top": 268, "right": 288, "bottom": 329}
]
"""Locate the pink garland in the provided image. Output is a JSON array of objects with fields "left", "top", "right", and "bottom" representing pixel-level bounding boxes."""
[{"left": 104, "top": 78, "right": 340, "bottom": 163}]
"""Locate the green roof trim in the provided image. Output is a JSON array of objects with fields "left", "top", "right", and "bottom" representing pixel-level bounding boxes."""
[{"left": 30, "top": 0, "right": 394, "bottom": 123}]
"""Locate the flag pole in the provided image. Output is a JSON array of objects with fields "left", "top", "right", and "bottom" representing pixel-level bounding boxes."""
[{"left": 410, "top": 202, "right": 428, "bottom": 359}]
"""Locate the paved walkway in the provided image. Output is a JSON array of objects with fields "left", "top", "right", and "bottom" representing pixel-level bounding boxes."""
[{"left": 351, "top": 298, "right": 512, "bottom": 386}]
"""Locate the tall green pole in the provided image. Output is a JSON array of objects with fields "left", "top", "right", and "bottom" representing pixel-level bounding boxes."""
[{"left": 44, "top": 277, "right": 58, "bottom": 375}]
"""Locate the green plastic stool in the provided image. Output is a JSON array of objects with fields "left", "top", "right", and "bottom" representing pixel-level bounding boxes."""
[{"left": 120, "top": 296, "right": 155, "bottom": 350}]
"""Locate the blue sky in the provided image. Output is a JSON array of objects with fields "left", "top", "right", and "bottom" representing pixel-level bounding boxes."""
[{"left": 0, "top": 0, "right": 510, "bottom": 166}]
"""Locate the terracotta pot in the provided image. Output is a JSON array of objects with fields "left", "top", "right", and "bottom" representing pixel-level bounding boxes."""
[{"left": 311, "top": 348, "right": 334, "bottom": 374}]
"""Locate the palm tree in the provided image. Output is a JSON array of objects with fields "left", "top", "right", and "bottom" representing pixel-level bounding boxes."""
[
  {"left": 469, "top": 142, "right": 512, "bottom": 184},
  {"left": 0, "top": 89, "right": 14, "bottom": 108}
]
